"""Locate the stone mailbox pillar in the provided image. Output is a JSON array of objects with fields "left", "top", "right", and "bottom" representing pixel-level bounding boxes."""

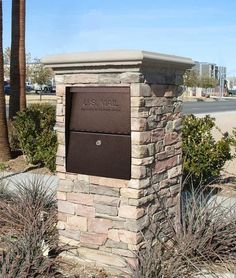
[{"left": 43, "top": 50, "right": 193, "bottom": 276}]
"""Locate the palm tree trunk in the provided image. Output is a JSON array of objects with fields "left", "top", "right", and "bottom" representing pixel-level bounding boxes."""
[
  {"left": 19, "top": 0, "right": 26, "bottom": 111},
  {"left": 9, "top": 0, "right": 26, "bottom": 119},
  {"left": 0, "top": 0, "right": 11, "bottom": 161}
]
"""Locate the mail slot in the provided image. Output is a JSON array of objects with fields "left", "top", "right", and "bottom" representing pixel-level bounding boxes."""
[{"left": 66, "top": 86, "right": 131, "bottom": 180}]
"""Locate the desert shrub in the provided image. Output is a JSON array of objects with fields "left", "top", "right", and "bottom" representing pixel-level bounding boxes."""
[
  {"left": 182, "top": 114, "right": 232, "bottom": 187},
  {"left": 12, "top": 103, "right": 58, "bottom": 171},
  {"left": 0, "top": 177, "right": 66, "bottom": 277},
  {"left": 133, "top": 188, "right": 236, "bottom": 278}
]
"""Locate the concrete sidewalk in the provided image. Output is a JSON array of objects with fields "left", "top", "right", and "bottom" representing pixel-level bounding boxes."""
[{"left": 0, "top": 171, "right": 58, "bottom": 191}]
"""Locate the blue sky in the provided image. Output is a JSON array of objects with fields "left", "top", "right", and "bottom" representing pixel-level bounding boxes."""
[{"left": 2, "top": 0, "right": 236, "bottom": 75}]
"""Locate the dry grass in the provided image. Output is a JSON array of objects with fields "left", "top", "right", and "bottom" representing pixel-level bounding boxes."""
[
  {"left": 0, "top": 177, "right": 67, "bottom": 277},
  {"left": 132, "top": 186, "right": 236, "bottom": 278}
]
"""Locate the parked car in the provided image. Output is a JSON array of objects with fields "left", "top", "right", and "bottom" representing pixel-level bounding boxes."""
[
  {"left": 228, "top": 89, "right": 236, "bottom": 96},
  {"left": 4, "top": 81, "right": 10, "bottom": 95}
]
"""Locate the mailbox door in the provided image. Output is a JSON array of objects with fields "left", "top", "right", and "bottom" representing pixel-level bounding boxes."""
[
  {"left": 69, "top": 87, "right": 130, "bottom": 135},
  {"left": 67, "top": 131, "right": 131, "bottom": 180}
]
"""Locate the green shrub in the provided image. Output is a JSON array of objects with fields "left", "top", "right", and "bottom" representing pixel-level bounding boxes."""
[
  {"left": 182, "top": 114, "right": 232, "bottom": 187},
  {"left": 12, "top": 103, "right": 58, "bottom": 171}
]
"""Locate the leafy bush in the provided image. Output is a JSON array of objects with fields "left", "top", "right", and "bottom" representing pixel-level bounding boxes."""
[
  {"left": 182, "top": 114, "right": 232, "bottom": 187},
  {"left": 12, "top": 103, "right": 58, "bottom": 171}
]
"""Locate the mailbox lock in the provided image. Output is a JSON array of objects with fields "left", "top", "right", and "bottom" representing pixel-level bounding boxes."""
[{"left": 96, "top": 140, "right": 102, "bottom": 146}]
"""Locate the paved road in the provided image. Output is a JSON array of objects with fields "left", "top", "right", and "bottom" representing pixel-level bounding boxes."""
[{"left": 183, "top": 99, "right": 236, "bottom": 114}]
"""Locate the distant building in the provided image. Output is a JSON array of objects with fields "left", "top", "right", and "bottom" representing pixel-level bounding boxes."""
[{"left": 192, "top": 61, "right": 226, "bottom": 82}]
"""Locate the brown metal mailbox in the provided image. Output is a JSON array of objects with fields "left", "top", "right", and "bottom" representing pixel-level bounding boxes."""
[{"left": 66, "top": 86, "right": 131, "bottom": 180}]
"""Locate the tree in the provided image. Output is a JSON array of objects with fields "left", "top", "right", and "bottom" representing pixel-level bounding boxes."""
[
  {"left": 4, "top": 47, "right": 31, "bottom": 81},
  {"left": 31, "top": 58, "right": 53, "bottom": 89},
  {"left": 3, "top": 46, "right": 10, "bottom": 80},
  {"left": 0, "top": 0, "right": 11, "bottom": 162},
  {"left": 183, "top": 70, "right": 199, "bottom": 87},
  {"left": 199, "top": 76, "right": 218, "bottom": 88},
  {"left": 9, "top": 0, "right": 26, "bottom": 119}
]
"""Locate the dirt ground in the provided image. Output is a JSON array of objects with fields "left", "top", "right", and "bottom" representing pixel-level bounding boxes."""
[{"left": 0, "top": 154, "right": 52, "bottom": 175}]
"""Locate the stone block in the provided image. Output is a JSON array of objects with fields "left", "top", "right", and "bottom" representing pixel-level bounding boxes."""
[
  {"left": 131, "top": 107, "right": 149, "bottom": 118},
  {"left": 132, "top": 145, "right": 149, "bottom": 158},
  {"left": 67, "top": 215, "right": 87, "bottom": 232},
  {"left": 131, "top": 118, "right": 147, "bottom": 131},
  {"left": 118, "top": 230, "right": 140, "bottom": 244},
  {"left": 57, "top": 191, "right": 67, "bottom": 200},
  {"left": 128, "top": 194, "right": 155, "bottom": 207},
  {"left": 78, "top": 247, "right": 127, "bottom": 267},
  {"left": 105, "top": 239, "right": 128, "bottom": 249},
  {"left": 55, "top": 75, "right": 64, "bottom": 85},
  {"left": 131, "top": 165, "right": 146, "bottom": 179},
  {"left": 124, "top": 215, "right": 150, "bottom": 232},
  {"left": 56, "top": 103, "right": 64, "bottom": 116},
  {"left": 59, "top": 235, "right": 80, "bottom": 246},
  {"left": 57, "top": 132, "right": 65, "bottom": 145},
  {"left": 57, "top": 221, "right": 66, "bottom": 230},
  {"left": 67, "top": 192, "right": 94, "bottom": 206},
  {"left": 94, "top": 204, "right": 118, "bottom": 216},
  {"left": 90, "top": 176, "right": 128, "bottom": 188},
  {"left": 120, "top": 188, "right": 143, "bottom": 199},
  {"left": 65, "top": 173, "right": 78, "bottom": 181},
  {"left": 132, "top": 156, "right": 154, "bottom": 166},
  {"left": 154, "top": 156, "right": 178, "bottom": 173},
  {"left": 57, "top": 144, "right": 65, "bottom": 157},
  {"left": 88, "top": 218, "right": 113, "bottom": 233},
  {"left": 151, "top": 128, "right": 165, "bottom": 142},
  {"left": 130, "top": 97, "right": 145, "bottom": 107},
  {"left": 64, "top": 73, "right": 99, "bottom": 84},
  {"left": 128, "top": 178, "right": 150, "bottom": 189},
  {"left": 131, "top": 131, "right": 151, "bottom": 145},
  {"left": 94, "top": 195, "right": 120, "bottom": 207},
  {"left": 98, "top": 73, "right": 120, "bottom": 84},
  {"left": 130, "top": 83, "right": 151, "bottom": 97},
  {"left": 59, "top": 229, "right": 80, "bottom": 241},
  {"left": 57, "top": 212, "right": 68, "bottom": 222},
  {"left": 112, "top": 220, "right": 125, "bottom": 229},
  {"left": 89, "top": 184, "right": 120, "bottom": 197},
  {"left": 173, "top": 118, "right": 182, "bottom": 131},
  {"left": 58, "top": 200, "right": 75, "bottom": 215},
  {"left": 108, "top": 229, "right": 120, "bottom": 242},
  {"left": 77, "top": 174, "right": 90, "bottom": 182},
  {"left": 56, "top": 165, "right": 66, "bottom": 173},
  {"left": 56, "top": 156, "right": 64, "bottom": 166},
  {"left": 168, "top": 165, "right": 182, "bottom": 178},
  {"left": 120, "top": 72, "right": 143, "bottom": 83},
  {"left": 145, "top": 97, "right": 164, "bottom": 107},
  {"left": 56, "top": 84, "right": 65, "bottom": 96},
  {"left": 164, "top": 132, "right": 179, "bottom": 145},
  {"left": 76, "top": 204, "right": 95, "bottom": 218},
  {"left": 73, "top": 181, "right": 90, "bottom": 193},
  {"left": 119, "top": 205, "right": 144, "bottom": 219},
  {"left": 80, "top": 233, "right": 107, "bottom": 246},
  {"left": 155, "top": 141, "right": 164, "bottom": 153},
  {"left": 112, "top": 248, "right": 136, "bottom": 258}
]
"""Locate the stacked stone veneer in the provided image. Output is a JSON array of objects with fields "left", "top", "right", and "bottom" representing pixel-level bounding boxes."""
[{"left": 43, "top": 50, "right": 193, "bottom": 276}]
